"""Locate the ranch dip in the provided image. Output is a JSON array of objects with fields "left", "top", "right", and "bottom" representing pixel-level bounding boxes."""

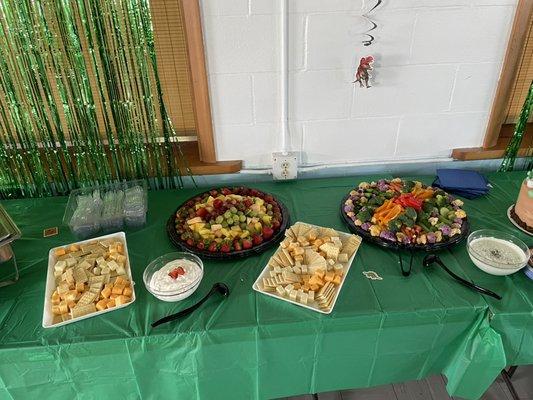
[
  {"left": 469, "top": 237, "right": 527, "bottom": 269},
  {"left": 149, "top": 259, "right": 202, "bottom": 292}
]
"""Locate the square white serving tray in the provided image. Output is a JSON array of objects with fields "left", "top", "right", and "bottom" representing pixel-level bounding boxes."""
[
  {"left": 42, "top": 232, "right": 136, "bottom": 328},
  {"left": 252, "top": 222, "right": 360, "bottom": 314}
]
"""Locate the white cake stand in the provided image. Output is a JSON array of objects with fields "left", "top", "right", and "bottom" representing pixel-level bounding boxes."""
[{"left": 507, "top": 204, "right": 533, "bottom": 237}]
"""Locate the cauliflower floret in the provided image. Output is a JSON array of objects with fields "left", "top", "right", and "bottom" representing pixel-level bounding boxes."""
[
  {"left": 354, "top": 219, "right": 363, "bottom": 226},
  {"left": 450, "top": 228, "right": 462, "bottom": 237},
  {"left": 452, "top": 199, "right": 464, "bottom": 207},
  {"left": 370, "top": 225, "right": 382, "bottom": 237},
  {"left": 416, "top": 234, "right": 427, "bottom": 245},
  {"left": 455, "top": 209, "right": 466, "bottom": 219},
  {"left": 359, "top": 182, "right": 370, "bottom": 189},
  {"left": 428, "top": 217, "right": 439, "bottom": 226},
  {"left": 435, "top": 231, "right": 443, "bottom": 242}
]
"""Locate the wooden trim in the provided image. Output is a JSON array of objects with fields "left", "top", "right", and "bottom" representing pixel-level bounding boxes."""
[
  {"left": 181, "top": 0, "right": 217, "bottom": 163},
  {"left": 179, "top": 142, "right": 241, "bottom": 175},
  {"left": 483, "top": 0, "right": 533, "bottom": 148},
  {"left": 453, "top": 123, "right": 533, "bottom": 160}
]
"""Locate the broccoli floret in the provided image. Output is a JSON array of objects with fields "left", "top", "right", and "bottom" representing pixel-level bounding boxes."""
[
  {"left": 356, "top": 209, "right": 372, "bottom": 222},
  {"left": 404, "top": 207, "right": 417, "bottom": 220},
  {"left": 402, "top": 180, "right": 416, "bottom": 193},
  {"left": 422, "top": 201, "right": 435, "bottom": 213},
  {"left": 368, "top": 196, "right": 384, "bottom": 206},
  {"left": 435, "top": 195, "right": 448, "bottom": 208},
  {"left": 387, "top": 218, "right": 403, "bottom": 233}
]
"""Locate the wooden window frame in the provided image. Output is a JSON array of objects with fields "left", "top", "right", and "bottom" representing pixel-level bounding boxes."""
[
  {"left": 452, "top": 0, "right": 533, "bottom": 161},
  {"left": 170, "top": 0, "right": 241, "bottom": 174},
  {"left": 181, "top": 0, "right": 216, "bottom": 163}
]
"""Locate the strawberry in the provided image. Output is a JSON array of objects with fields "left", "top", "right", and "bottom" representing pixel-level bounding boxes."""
[
  {"left": 262, "top": 226, "right": 274, "bottom": 239},
  {"left": 168, "top": 267, "right": 185, "bottom": 280},
  {"left": 243, "top": 198, "right": 253, "bottom": 207},
  {"left": 186, "top": 238, "right": 194, "bottom": 247},
  {"left": 221, "top": 188, "right": 231, "bottom": 195},
  {"left": 213, "top": 199, "right": 223, "bottom": 209},
  {"left": 197, "top": 242, "right": 205, "bottom": 250},
  {"left": 220, "top": 243, "right": 231, "bottom": 253},
  {"left": 242, "top": 239, "right": 252, "bottom": 249},
  {"left": 233, "top": 240, "right": 242, "bottom": 251},
  {"left": 208, "top": 242, "right": 218, "bottom": 252},
  {"left": 252, "top": 234, "right": 263, "bottom": 246}
]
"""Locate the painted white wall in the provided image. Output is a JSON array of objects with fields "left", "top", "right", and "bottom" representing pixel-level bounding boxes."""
[{"left": 200, "top": 0, "right": 517, "bottom": 168}]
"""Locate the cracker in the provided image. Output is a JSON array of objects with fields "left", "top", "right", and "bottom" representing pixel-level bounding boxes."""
[{"left": 71, "top": 303, "right": 97, "bottom": 318}]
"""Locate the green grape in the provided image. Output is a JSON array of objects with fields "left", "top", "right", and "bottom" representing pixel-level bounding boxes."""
[
  {"left": 215, "top": 215, "right": 224, "bottom": 224},
  {"left": 230, "top": 206, "right": 237, "bottom": 213},
  {"left": 239, "top": 214, "right": 246, "bottom": 222}
]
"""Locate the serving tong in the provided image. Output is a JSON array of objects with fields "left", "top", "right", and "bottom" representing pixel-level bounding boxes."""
[{"left": 423, "top": 254, "right": 502, "bottom": 300}]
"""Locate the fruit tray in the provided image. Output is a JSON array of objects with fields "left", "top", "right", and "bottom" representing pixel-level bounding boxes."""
[
  {"left": 167, "top": 187, "right": 290, "bottom": 259},
  {"left": 253, "top": 222, "right": 361, "bottom": 314}
]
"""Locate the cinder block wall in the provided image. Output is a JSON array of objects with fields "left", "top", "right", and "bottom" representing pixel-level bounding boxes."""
[{"left": 200, "top": 0, "right": 516, "bottom": 168}]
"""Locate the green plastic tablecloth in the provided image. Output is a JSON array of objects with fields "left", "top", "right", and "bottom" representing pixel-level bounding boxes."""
[{"left": 0, "top": 172, "right": 531, "bottom": 400}]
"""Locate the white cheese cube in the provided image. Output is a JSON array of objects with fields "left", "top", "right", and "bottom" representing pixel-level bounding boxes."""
[{"left": 54, "top": 260, "right": 67, "bottom": 272}]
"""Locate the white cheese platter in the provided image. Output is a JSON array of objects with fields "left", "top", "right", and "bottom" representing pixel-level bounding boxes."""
[{"left": 253, "top": 222, "right": 361, "bottom": 314}]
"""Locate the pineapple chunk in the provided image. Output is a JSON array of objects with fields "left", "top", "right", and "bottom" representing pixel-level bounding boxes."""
[{"left": 186, "top": 217, "right": 203, "bottom": 225}]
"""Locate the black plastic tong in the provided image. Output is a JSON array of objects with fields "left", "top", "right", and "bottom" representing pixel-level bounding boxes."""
[
  {"left": 423, "top": 254, "right": 502, "bottom": 300},
  {"left": 151, "top": 282, "right": 230, "bottom": 328}
]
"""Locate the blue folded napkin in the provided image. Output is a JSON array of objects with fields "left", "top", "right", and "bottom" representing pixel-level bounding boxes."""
[{"left": 433, "top": 169, "right": 490, "bottom": 199}]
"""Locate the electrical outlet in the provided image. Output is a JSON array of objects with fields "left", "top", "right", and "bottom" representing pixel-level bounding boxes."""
[{"left": 272, "top": 152, "right": 297, "bottom": 180}]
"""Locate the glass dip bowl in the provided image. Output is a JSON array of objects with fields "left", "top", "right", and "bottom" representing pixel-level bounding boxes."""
[
  {"left": 143, "top": 252, "right": 204, "bottom": 301},
  {"left": 467, "top": 229, "right": 529, "bottom": 276}
]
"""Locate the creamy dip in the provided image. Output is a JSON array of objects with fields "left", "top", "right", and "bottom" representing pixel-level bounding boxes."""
[
  {"left": 470, "top": 237, "right": 527, "bottom": 269},
  {"left": 149, "top": 259, "right": 202, "bottom": 292}
]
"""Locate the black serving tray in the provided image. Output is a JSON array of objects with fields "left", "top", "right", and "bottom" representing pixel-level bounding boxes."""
[{"left": 167, "top": 188, "right": 290, "bottom": 260}]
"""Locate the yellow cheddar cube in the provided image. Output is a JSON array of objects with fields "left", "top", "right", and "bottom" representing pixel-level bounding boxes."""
[
  {"left": 96, "top": 299, "right": 107, "bottom": 311},
  {"left": 324, "top": 271, "right": 335, "bottom": 283},
  {"left": 123, "top": 287, "right": 133, "bottom": 297},
  {"left": 315, "top": 270, "right": 325, "bottom": 279},
  {"left": 115, "top": 295, "right": 131, "bottom": 306},
  {"left": 333, "top": 275, "right": 342, "bottom": 285},
  {"left": 112, "top": 284, "right": 125, "bottom": 295},
  {"left": 54, "top": 248, "right": 66, "bottom": 257},
  {"left": 106, "top": 299, "right": 116, "bottom": 308},
  {"left": 68, "top": 244, "right": 80, "bottom": 253},
  {"left": 101, "top": 287, "right": 112, "bottom": 299}
]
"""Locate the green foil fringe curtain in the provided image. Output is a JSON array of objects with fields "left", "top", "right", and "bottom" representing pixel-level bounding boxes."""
[
  {"left": 499, "top": 80, "right": 533, "bottom": 172},
  {"left": 0, "top": 0, "right": 191, "bottom": 199}
]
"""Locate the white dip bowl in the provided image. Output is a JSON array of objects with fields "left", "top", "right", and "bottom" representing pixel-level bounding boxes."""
[{"left": 467, "top": 230, "right": 529, "bottom": 276}]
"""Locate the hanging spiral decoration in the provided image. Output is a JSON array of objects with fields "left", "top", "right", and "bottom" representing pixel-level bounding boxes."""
[{"left": 362, "top": 0, "right": 382, "bottom": 46}]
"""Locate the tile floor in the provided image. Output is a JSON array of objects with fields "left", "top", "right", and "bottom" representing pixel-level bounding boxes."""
[{"left": 279, "top": 365, "right": 533, "bottom": 400}]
